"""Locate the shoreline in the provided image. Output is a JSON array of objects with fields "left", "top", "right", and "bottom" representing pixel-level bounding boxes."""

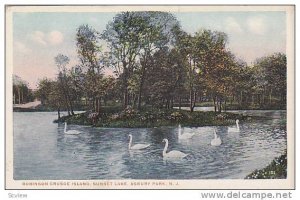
[
  {"left": 245, "top": 151, "right": 287, "bottom": 179},
  {"left": 13, "top": 107, "right": 288, "bottom": 112},
  {"left": 52, "top": 109, "right": 270, "bottom": 128}
]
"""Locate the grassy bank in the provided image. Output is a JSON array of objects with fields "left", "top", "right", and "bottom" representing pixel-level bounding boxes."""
[
  {"left": 245, "top": 152, "right": 287, "bottom": 179},
  {"left": 54, "top": 107, "right": 262, "bottom": 128}
]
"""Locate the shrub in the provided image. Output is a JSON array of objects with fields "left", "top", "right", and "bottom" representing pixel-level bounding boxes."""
[
  {"left": 246, "top": 152, "right": 287, "bottom": 179},
  {"left": 170, "top": 111, "right": 184, "bottom": 121}
]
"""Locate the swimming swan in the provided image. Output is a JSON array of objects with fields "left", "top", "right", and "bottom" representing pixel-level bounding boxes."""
[
  {"left": 162, "top": 138, "right": 187, "bottom": 159},
  {"left": 210, "top": 129, "right": 222, "bottom": 146},
  {"left": 64, "top": 122, "right": 80, "bottom": 135},
  {"left": 128, "top": 134, "right": 150, "bottom": 150},
  {"left": 178, "top": 124, "right": 195, "bottom": 140},
  {"left": 228, "top": 119, "right": 240, "bottom": 133}
]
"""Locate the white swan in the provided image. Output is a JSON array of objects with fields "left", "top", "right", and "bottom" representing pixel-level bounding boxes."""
[
  {"left": 178, "top": 124, "right": 195, "bottom": 140},
  {"left": 162, "top": 138, "right": 187, "bottom": 159},
  {"left": 64, "top": 122, "right": 80, "bottom": 135},
  {"left": 228, "top": 119, "right": 240, "bottom": 133},
  {"left": 210, "top": 129, "right": 222, "bottom": 146},
  {"left": 128, "top": 134, "right": 150, "bottom": 150}
]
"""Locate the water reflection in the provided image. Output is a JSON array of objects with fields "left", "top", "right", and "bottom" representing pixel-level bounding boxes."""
[{"left": 14, "top": 110, "right": 287, "bottom": 180}]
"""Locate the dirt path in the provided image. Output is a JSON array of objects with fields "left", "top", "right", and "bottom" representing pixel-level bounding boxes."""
[{"left": 14, "top": 101, "right": 41, "bottom": 109}]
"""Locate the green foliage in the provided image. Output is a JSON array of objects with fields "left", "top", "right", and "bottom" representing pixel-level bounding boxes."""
[
  {"left": 24, "top": 12, "right": 287, "bottom": 120},
  {"left": 246, "top": 152, "right": 287, "bottom": 179},
  {"left": 13, "top": 75, "right": 35, "bottom": 104},
  {"left": 54, "top": 113, "right": 90, "bottom": 125},
  {"left": 55, "top": 107, "right": 252, "bottom": 128}
]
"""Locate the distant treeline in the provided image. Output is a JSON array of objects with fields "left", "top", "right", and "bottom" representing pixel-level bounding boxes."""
[{"left": 15, "top": 12, "right": 286, "bottom": 116}]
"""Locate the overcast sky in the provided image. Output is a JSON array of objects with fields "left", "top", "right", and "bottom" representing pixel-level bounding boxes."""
[{"left": 13, "top": 11, "right": 286, "bottom": 89}]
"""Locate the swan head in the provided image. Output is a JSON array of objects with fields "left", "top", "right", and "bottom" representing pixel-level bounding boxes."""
[
  {"left": 236, "top": 119, "right": 239, "bottom": 124},
  {"left": 128, "top": 134, "right": 132, "bottom": 139},
  {"left": 162, "top": 138, "right": 168, "bottom": 143}
]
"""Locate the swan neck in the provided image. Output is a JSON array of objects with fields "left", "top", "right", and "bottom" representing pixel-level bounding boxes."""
[
  {"left": 236, "top": 121, "right": 240, "bottom": 130},
  {"left": 64, "top": 123, "right": 67, "bottom": 133},
  {"left": 163, "top": 140, "right": 168, "bottom": 156},
  {"left": 128, "top": 136, "right": 132, "bottom": 149}
]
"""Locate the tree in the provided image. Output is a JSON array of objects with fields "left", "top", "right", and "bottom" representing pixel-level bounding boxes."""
[
  {"left": 102, "top": 11, "right": 180, "bottom": 110},
  {"left": 252, "top": 53, "right": 286, "bottom": 108},
  {"left": 192, "top": 30, "right": 230, "bottom": 112},
  {"left": 13, "top": 75, "right": 34, "bottom": 104},
  {"left": 35, "top": 78, "right": 65, "bottom": 119},
  {"left": 76, "top": 24, "right": 104, "bottom": 113},
  {"left": 102, "top": 12, "right": 142, "bottom": 108},
  {"left": 55, "top": 54, "right": 75, "bottom": 115},
  {"left": 134, "top": 12, "right": 180, "bottom": 110},
  {"left": 144, "top": 47, "right": 187, "bottom": 109},
  {"left": 173, "top": 28, "right": 208, "bottom": 112}
]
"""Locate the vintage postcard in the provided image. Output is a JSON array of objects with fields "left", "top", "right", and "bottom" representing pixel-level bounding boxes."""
[{"left": 5, "top": 5, "right": 295, "bottom": 189}]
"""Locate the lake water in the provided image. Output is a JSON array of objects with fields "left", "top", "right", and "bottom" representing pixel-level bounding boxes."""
[{"left": 13, "top": 110, "right": 287, "bottom": 180}]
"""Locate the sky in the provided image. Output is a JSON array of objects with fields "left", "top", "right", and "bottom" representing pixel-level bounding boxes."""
[{"left": 12, "top": 11, "right": 286, "bottom": 89}]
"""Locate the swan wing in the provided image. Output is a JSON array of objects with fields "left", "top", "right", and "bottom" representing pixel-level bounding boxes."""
[
  {"left": 228, "top": 127, "right": 239, "bottom": 133},
  {"left": 166, "top": 150, "right": 187, "bottom": 158},
  {"left": 186, "top": 132, "right": 195, "bottom": 138},
  {"left": 211, "top": 138, "right": 222, "bottom": 146},
  {"left": 65, "top": 130, "right": 80, "bottom": 135},
  {"left": 130, "top": 143, "right": 150, "bottom": 150},
  {"left": 179, "top": 132, "right": 195, "bottom": 139}
]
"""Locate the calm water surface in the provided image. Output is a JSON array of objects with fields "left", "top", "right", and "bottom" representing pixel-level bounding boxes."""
[{"left": 13, "top": 110, "right": 286, "bottom": 180}]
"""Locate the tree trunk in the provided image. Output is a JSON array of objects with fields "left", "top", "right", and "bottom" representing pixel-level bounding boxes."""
[
  {"left": 123, "top": 89, "right": 128, "bottom": 108},
  {"left": 132, "top": 94, "right": 138, "bottom": 108},
  {"left": 69, "top": 98, "right": 75, "bottom": 115},
  {"left": 218, "top": 100, "right": 222, "bottom": 113},
  {"left": 21, "top": 90, "right": 23, "bottom": 104},
  {"left": 122, "top": 64, "right": 129, "bottom": 109},
  {"left": 57, "top": 107, "right": 61, "bottom": 119},
  {"left": 190, "top": 90, "right": 194, "bottom": 112},
  {"left": 97, "top": 98, "right": 101, "bottom": 113},
  {"left": 262, "top": 88, "right": 265, "bottom": 104},
  {"left": 179, "top": 96, "right": 182, "bottom": 110},
  {"left": 269, "top": 88, "right": 272, "bottom": 105},
  {"left": 193, "top": 91, "right": 196, "bottom": 109},
  {"left": 137, "top": 60, "right": 147, "bottom": 111},
  {"left": 137, "top": 88, "right": 143, "bottom": 110},
  {"left": 240, "top": 91, "right": 243, "bottom": 106},
  {"left": 281, "top": 93, "right": 285, "bottom": 106},
  {"left": 67, "top": 105, "right": 70, "bottom": 116},
  {"left": 94, "top": 98, "right": 98, "bottom": 113},
  {"left": 93, "top": 99, "right": 95, "bottom": 112},
  {"left": 18, "top": 87, "right": 21, "bottom": 104},
  {"left": 127, "top": 92, "right": 131, "bottom": 106},
  {"left": 94, "top": 98, "right": 101, "bottom": 113},
  {"left": 213, "top": 96, "right": 217, "bottom": 112},
  {"left": 103, "top": 97, "right": 107, "bottom": 106}
]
